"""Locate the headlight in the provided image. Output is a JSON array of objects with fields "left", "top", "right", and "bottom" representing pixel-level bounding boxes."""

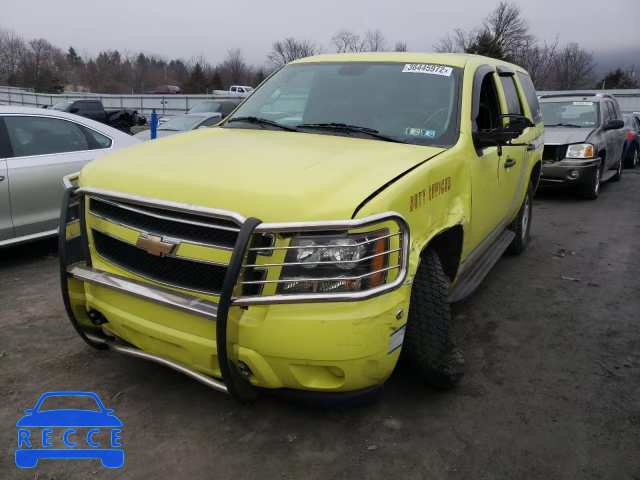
[
  {"left": 278, "top": 231, "right": 389, "bottom": 294},
  {"left": 566, "top": 143, "right": 595, "bottom": 159}
]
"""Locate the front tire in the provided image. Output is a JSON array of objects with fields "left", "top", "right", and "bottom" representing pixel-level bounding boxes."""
[
  {"left": 507, "top": 179, "right": 533, "bottom": 255},
  {"left": 580, "top": 164, "right": 601, "bottom": 200},
  {"left": 403, "top": 249, "right": 464, "bottom": 391}
]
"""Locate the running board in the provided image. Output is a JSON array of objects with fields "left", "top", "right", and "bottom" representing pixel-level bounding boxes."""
[
  {"left": 448, "top": 229, "right": 515, "bottom": 303},
  {"left": 601, "top": 170, "right": 617, "bottom": 182}
]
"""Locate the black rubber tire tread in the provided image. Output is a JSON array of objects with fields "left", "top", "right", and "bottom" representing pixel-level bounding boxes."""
[
  {"left": 507, "top": 179, "right": 533, "bottom": 255},
  {"left": 579, "top": 164, "right": 601, "bottom": 200},
  {"left": 403, "top": 249, "right": 464, "bottom": 390},
  {"left": 611, "top": 153, "right": 623, "bottom": 182}
]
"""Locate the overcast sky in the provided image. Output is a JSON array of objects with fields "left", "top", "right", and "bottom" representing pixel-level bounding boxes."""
[{"left": 3, "top": 0, "right": 639, "bottom": 66}]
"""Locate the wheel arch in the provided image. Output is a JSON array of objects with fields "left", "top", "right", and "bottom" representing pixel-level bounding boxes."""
[
  {"left": 421, "top": 224, "right": 464, "bottom": 283},
  {"left": 530, "top": 160, "right": 542, "bottom": 192}
]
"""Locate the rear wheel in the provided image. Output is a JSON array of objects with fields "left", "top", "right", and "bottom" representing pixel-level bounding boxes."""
[
  {"left": 625, "top": 146, "right": 638, "bottom": 169},
  {"left": 612, "top": 153, "right": 623, "bottom": 182},
  {"left": 507, "top": 179, "right": 533, "bottom": 255},
  {"left": 403, "top": 249, "right": 464, "bottom": 391}
]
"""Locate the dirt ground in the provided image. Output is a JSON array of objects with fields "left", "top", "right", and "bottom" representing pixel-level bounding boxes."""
[{"left": 1, "top": 173, "right": 639, "bottom": 480}]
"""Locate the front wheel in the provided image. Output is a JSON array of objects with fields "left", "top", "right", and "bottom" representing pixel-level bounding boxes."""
[
  {"left": 403, "top": 249, "right": 464, "bottom": 391},
  {"left": 580, "top": 164, "right": 601, "bottom": 200},
  {"left": 507, "top": 179, "right": 533, "bottom": 255}
]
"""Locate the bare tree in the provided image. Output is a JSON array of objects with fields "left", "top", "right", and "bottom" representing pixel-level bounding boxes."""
[
  {"left": 23, "top": 39, "right": 54, "bottom": 90},
  {"left": 220, "top": 48, "right": 249, "bottom": 86},
  {"left": 331, "top": 30, "right": 362, "bottom": 53},
  {"left": 483, "top": 1, "right": 533, "bottom": 60},
  {"left": 434, "top": 28, "right": 479, "bottom": 53},
  {"left": 0, "top": 29, "right": 27, "bottom": 83},
  {"left": 394, "top": 41, "right": 408, "bottom": 52},
  {"left": 268, "top": 37, "right": 323, "bottom": 67},
  {"left": 512, "top": 37, "right": 558, "bottom": 89},
  {"left": 552, "top": 43, "right": 596, "bottom": 90},
  {"left": 364, "top": 29, "right": 387, "bottom": 52}
]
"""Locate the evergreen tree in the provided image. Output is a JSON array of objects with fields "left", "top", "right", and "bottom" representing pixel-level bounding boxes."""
[
  {"left": 66, "top": 46, "right": 83, "bottom": 66},
  {"left": 596, "top": 69, "right": 638, "bottom": 89},
  {"left": 184, "top": 62, "right": 207, "bottom": 93}
]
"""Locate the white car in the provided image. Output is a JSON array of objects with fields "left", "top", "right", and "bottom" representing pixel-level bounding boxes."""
[
  {"left": 0, "top": 106, "right": 140, "bottom": 247},
  {"left": 133, "top": 113, "right": 222, "bottom": 140}
]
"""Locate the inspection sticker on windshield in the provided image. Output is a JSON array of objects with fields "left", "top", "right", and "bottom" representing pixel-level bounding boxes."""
[
  {"left": 388, "top": 324, "right": 406, "bottom": 354},
  {"left": 402, "top": 64, "right": 452, "bottom": 76},
  {"left": 573, "top": 101, "right": 593, "bottom": 106}
]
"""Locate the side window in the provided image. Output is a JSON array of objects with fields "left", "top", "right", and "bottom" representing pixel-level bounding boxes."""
[
  {"left": 5, "top": 116, "right": 89, "bottom": 158},
  {"left": 476, "top": 73, "right": 502, "bottom": 131},
  {"left": 515, "top": 72, "right": 541, "bottom": 123},
  {"left": 200, "top": 117, "right": 220, "bottom": 127},
  {"left": 230, "top": 87, "right": 236, "bottom": 92},
  {"left": 604, "top": 102, "right": 615, "bottom": 122},
  {"left": 82, "top": 126, "right": 112, "bottom": 149},
  {"left": 88, "top": 101, "right": 101, "bottom": 111},
  {"left": 499, "top": 76, "right": 523, "bottom": 115}
]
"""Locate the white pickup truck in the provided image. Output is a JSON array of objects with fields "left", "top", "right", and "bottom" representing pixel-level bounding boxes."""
[{"left": 228, "top": 85, "right": 254, "bottom": 97}]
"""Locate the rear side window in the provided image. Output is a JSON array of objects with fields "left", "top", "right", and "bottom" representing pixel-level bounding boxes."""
[
  {"left": 82, "top": 127, "right": 112, "bottom": 149},
  {"left": 499, "top": 76, "right": 523, "bottom": 115},
  {"left": 516, "top": 72, "right": 541, "bottom": 124},
  {"left": 5, "top": 116, "right": 89, "bottom": 158}
]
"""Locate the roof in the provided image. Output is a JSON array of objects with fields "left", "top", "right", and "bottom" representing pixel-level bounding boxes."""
[{"left": 291, "top": 52, "right": 527, "bottom": 73}]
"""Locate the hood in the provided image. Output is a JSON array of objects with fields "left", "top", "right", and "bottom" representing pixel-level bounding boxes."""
[
  {"left": 543, "top": 126, "right": 596, "bottom": 145},
  {"left": 81, "top": 128, "right": 444, "bottom": 222},
  {"left": 133, "top": 129, "right": 178, "bottom": 141}
]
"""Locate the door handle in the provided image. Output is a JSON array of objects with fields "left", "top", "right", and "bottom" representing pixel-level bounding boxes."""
[{"left": 504, "top": 158, "right": 516, "bottom": 168}]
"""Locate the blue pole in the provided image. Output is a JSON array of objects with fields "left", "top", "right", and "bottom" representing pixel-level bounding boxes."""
[{"left": 150, "top": 109, "right": 158, "bottom": 140}]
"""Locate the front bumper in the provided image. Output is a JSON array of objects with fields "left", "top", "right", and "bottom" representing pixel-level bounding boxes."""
[
  {"left": 59, "top": 178, "right": 410, "bottom": 403},
  {"left": 540, "top": 158, "right": 600, "bottom": 185}
]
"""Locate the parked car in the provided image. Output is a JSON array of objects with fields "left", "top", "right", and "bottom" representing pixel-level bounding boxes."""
[
  {"left": 157, "top": 99, "right": 241, "bottom": 125},
  {"left": 133, "top": 113, "right": 222, "bottom": 140},
  {"left": 50, "top": 99, "right": 139, "bottom": 133},
  {"left": 0, "top": 106, "right": 139, "bottom": 247},
  {"left": 147, "top": 85, "right": 181, "bottom": 95},
  {"left": 539, "top": 93, "right": 626, "bottom": 199},
  {"left": 228, "top": 85, "right": 254, "bottom": 97},
  {"left": 60, "top": 53, "right": 543, "bottom": 402},
  {"left": 622, "top": 113, "right": 640, "bottom": 168}
]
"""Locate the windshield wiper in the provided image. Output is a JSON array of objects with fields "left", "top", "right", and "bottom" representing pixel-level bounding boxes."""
[
  {"left": 227, "top": 116, "right": 298, "bottom": 132},
  {"left": 546, "top": 123, "right": 583, "bottom": 128},
  {"left": 296, "top": 123, "right": 406, "bottom": 144}
]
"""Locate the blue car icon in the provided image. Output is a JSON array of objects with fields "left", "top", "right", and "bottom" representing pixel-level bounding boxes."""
[{"left": 16, "top": 391, "right": 123, "bottom": 468}]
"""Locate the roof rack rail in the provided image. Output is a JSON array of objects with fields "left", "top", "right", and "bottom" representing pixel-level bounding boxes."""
[{"left": 539, "top": 92, "right": 614, "bottom": 99}]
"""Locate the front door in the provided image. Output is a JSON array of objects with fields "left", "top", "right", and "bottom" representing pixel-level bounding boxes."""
[
  {"left": 4, "top": 115, "right": 101, "bottom": 237},
  {"left": 495, "top": 74, "right": 529, "bottom": 217},
  {"left": 469, "top": 70, "right": 508, "bottom": 248}
]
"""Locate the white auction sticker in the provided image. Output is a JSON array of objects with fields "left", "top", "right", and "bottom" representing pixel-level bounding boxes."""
[
  {"left": 402, "top": 64, "right": 453, "bottom": 76},
  {"left": 573, "top": 101, "right": 593, "bottom": 106},
  {"left": 388, "top": 324, "right": 407, "bottom": 354}
]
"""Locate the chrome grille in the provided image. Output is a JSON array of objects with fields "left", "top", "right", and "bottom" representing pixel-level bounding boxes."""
[
  {"left": 90, "top": 198, "right": 240, "bottom": 249},
  {"left": 92, "top": 229, "right": 227, "bottom": 295}
]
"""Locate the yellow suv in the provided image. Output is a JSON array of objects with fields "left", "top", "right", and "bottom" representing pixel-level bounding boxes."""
[{"left": 60, "top": 53, "right": 543, "bottom": 403}]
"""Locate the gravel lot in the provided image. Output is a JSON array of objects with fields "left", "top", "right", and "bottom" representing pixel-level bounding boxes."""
[{"left": 1, "top": 172, "right": 639, "bottom": 479}]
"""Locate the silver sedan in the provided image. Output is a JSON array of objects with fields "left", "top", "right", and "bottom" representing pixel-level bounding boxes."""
[{"left": 0, "top": 106, "right": 140, "bottom": 247}]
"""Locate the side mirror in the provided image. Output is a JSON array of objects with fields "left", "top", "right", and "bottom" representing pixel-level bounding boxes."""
[
  {"left": 475, "top": 114, "right": 534, "bottom": 155},
  {"left": 69, "top": 107, "right": 79, "bottom": 113},
  {"left": 604, "top": 119, "right": 624, "bottom": 130}
]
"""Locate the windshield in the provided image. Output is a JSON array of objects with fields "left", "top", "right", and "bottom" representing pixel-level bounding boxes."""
[
  {"left": 189, "top": 102, "right": 222, "bottom": 113},
  {"left": 37, "top": 395, "right": 101, "bottom": 412},
  {"left": 225, "top": 62, "right": 461, "bottom": 146},
  {"left": 159, "top": 115, "right": 203, "bottom": 131},
  {"left": 50, "top": 101, "right": 74, "bottom": 112},
  {"left": 541, "top": 101, "right": 600, "bottom": 127}
]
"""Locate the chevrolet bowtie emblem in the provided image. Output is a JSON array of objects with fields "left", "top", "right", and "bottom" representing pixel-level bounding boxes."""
[{"left": 136, "top": 234, "right": 177, "bottom": 257}]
